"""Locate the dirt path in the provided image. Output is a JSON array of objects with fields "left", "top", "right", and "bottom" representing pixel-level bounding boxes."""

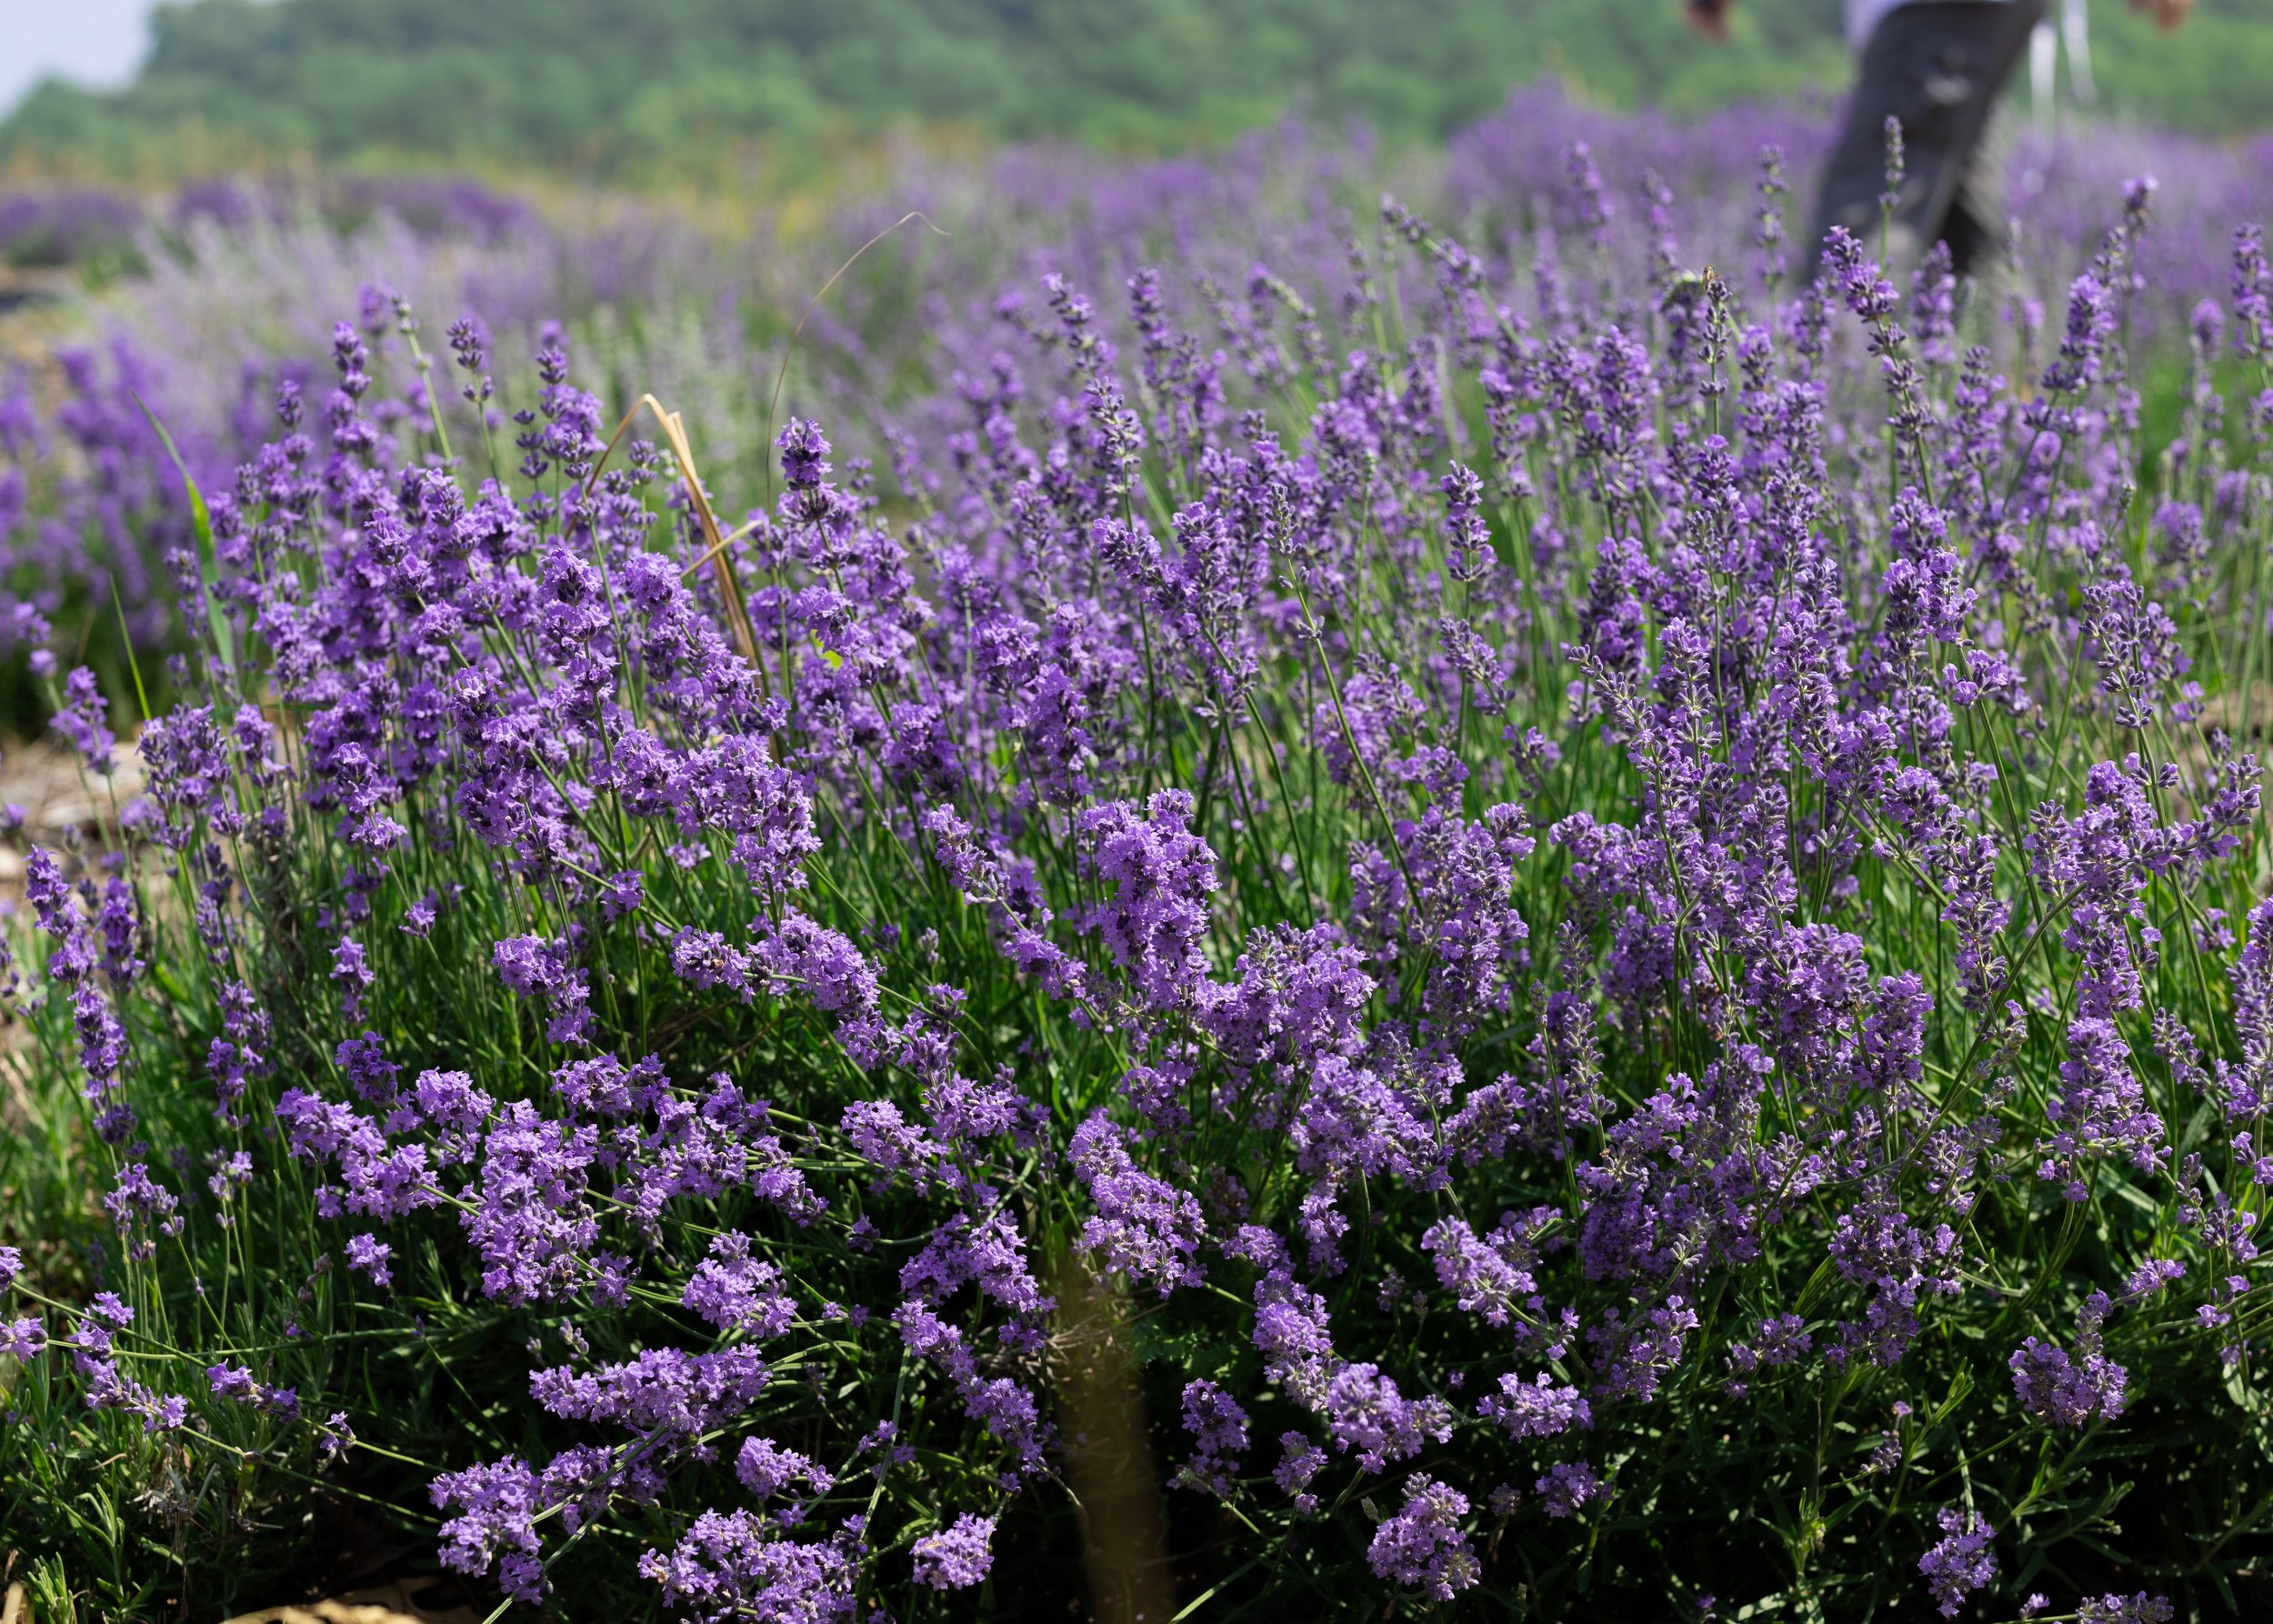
[{"left": 0, "top": 733, "right": 147, "bottom": 893}]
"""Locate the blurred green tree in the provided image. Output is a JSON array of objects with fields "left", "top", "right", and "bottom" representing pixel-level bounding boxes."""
[{"left": 1, "top": 0, "right": 2262, "bottom": 177}]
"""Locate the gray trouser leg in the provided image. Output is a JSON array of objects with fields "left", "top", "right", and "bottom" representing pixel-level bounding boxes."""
[{"left": 1803, "top": 0, "right": 2047, "bottom": 285}]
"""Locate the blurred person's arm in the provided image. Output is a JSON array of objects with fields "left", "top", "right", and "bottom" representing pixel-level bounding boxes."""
[
  {"left": 1684, "top": 0, "right": 1732, "bottom": 43},
  {"left": 2128, "top": 0, "right": 2190, "bottom": 29}
]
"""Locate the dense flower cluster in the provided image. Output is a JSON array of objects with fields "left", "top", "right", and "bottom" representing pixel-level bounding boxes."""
[
  {"left": 5, "top": 96, "right": 2273, "bottom": 1623},
  {"left": 1920, "top": 1509, "right": 1999, "bottom": 1619}
]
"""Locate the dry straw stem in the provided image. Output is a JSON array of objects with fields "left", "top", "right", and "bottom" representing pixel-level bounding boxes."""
[{"left": 583, "top": 393, "right": 761, "bottom": 673}]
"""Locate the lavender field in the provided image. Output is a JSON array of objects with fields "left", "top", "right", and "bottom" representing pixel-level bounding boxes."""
[{"left": 4, "top": 85, "right": 2273, "bottom": 1622}]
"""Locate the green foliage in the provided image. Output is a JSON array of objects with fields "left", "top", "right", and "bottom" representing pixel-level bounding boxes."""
[{"left": 3, "top": 0, "right": 2265, "bottom": 180}]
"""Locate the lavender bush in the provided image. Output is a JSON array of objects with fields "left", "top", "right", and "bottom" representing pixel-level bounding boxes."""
[
  {"left": 4, "top": 106, "right": 2273, "bottom": 1623},
  {"left": 0, "top": 188, "right": 144, "bottom": 269}
]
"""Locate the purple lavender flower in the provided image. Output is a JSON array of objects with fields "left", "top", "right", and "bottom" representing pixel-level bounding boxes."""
[
  {"left": 637, "top": 1510, "right": 856, "bottom": 1623},
  {"left": 1726, "top": 1315, "right": 1811, "bottom": 1377},
  {"left": 530, "top": 1346, "right": 772, "bottom": 1440},
  {"left": 51, "top": 667, "right": 115, "bottom": 774},
  {"left": 1, "top": 1318, "right": 45, "bottom": 1361},
  {"left": 345, "top": 1233, "right": 392, "bottom": 1287},
  {"left": 1366, "top": 1476, "right": 1478, "bottom": 1600},
  {"left": 492, "top": 934, "right": 594, "bottom": 1046},
  {"left": 1075, "top": 789, "right": 1218, "bottom": 1010},
  {"left": 680, "top": 1233, "right": 795, "bottom": 1337},
  {"left": 735, "top": 1437, "right": 833, "bottom": 1499},
  {"left": 207, "top": 1360, "right": 301, "bottom": 1423},
  {"left": 2042, "top": 1018, "right": 2165, "bottom": 1198},
  {"left": 2218, "top": 898, "right": 2273, "bottom": 1119},
  {"left": 1275, "top": 1431, "right": 1326, "bottom": 1514},
  {"left": 2010, "top": 1322, "right": 2128, "bottom": 1429},
  {"left": 1322, "top": 1363, "right": 1453, "bottom": 1474},
  {"left": 910, "top": 1512, "right": 996, "bottom": 1589},
  {"left": 1478, "top": 1372, "right": 1591, "bottom": 1439},
  {"left": 1918, "top": 1508, "right": 1997, "bottom": 1618},
  {"left": 1821, "top": 227, "right": 1898, "bottom": 321},
  {"left": 777, "top": 418, "right": 833, "bottom": 492},
  {"left": 1178, "top": 1378, "right": 1249, "bottom": 1495},
  {"left": 1536, "top": 1459, "right": 1603, "bottom": 1519},
  {"left": 1069, "top": 1113, "right": 1206, "bottom": 1296}
]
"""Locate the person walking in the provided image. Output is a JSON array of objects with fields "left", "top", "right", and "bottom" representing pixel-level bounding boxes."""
[
  {"left": 2032, "top": 0, "right": 2101, "bottom": 124},
  {"left": 1684, "top": 0, "right": 2195, "bottom": 281}
]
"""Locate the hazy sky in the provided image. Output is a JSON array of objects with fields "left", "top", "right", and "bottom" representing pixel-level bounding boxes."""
[{"left": 1, "top": 0, "right": 165, "bottom": 117}]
